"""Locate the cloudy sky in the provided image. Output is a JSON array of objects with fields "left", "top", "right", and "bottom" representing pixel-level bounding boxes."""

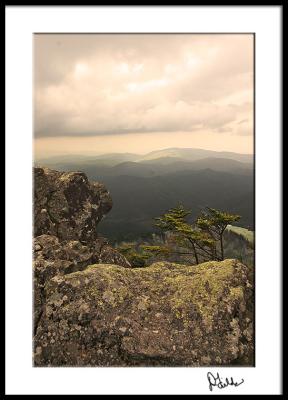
[{"left": 34, "top": 34, "right": 254, "bottom": 158}]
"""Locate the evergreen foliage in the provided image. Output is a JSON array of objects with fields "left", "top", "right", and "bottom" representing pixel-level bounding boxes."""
[{"left": 118, "top": 205, "right": 242, "bottom": 266}]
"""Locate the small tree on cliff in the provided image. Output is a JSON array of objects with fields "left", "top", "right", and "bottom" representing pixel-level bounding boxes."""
[
  {"left": 117, "top": 242, "right": 151, "bottom": 268},
  {"left": 144, "top": 205, "right": 241, "bottom": 264},
  {"left": 143, "top": 205, "right": 215, "bottom": 265},
  {"left": 196, "top": 207, "right": 241, "bottom": 260}
]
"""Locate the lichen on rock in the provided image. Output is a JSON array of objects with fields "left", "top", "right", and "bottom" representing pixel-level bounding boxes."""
[
  {"left": 33, "top": 167, "right": 254, "bottom": 367},
  {"left": 33, "top": 167, "right": 131, "bottom": 337},
  {"left": 34, "top": 259, "right": 254, "bottom": 367},
  {"left": 34, "top": 167, "right": 113, "bottom": 242}
]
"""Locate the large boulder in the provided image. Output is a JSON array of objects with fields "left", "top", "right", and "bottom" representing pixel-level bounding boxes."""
[{"left": 34, "top": 259, "right": 254, "bottom": 367}]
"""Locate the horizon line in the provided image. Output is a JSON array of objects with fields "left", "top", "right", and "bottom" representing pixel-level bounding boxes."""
[{"left": 35, "top": 146, "right": 254, "bottom": 161}]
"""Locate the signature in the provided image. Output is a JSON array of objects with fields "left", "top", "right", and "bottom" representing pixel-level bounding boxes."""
[{"left": 207, "top": 372, "right": 244, "bottom": 392}]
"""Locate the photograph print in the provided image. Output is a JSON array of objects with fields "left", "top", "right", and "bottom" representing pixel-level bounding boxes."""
[{"left": 33, "top": 33, "right": 254, "bottom": 367}]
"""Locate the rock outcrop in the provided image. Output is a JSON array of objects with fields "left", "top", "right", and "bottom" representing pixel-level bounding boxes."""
[
  {"left": 33, "top": 167, "right": 131, "bottom": 334},
  {"left": 33, "top": 234, "right": 130, "bottom": 326},
  {"left": 33, "top": 167, "right": 130, "bottom": 269},
  {"left": 34, "top": 259, "right": 254, "bottom": 366},
  {"left": 33, "top": 167, "right": 254, "bottom": 367},
  {"left": 34, "top": 167, "right": 112, "bottom": 242}
]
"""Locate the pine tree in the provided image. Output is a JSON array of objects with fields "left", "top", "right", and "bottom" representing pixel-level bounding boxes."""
[
  {"left": 196, "top": 207, "right": 241, "bottom": 260},
  {"left": 145, "top": 205, "right": 214, "bottom": 264},
  {"left": 119, "top": 205, "right": 241, "bottom": 267}
]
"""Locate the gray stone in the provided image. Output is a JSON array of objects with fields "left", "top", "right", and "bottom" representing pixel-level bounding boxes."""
[{"left": 34, "top": 259, "right": 254, "bottom": 367}]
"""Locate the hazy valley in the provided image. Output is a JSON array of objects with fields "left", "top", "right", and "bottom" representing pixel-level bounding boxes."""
[{"left": 37, "top": 147, "right": 254, "bottom": 243}]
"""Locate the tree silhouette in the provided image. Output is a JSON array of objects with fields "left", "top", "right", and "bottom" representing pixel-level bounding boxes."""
[
  {"left": 144, "top": 205, "right": 241, "bottom": 264},
  {"left": 196, "top": 207, "right": 241, "bottom": 260}
]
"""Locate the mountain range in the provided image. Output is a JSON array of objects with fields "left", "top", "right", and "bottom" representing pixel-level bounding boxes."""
[
  {"left": 36, "top": 147, "right": 254, "bottom": 242},
  {"left": 37, "top": 147, "right": 253, "bottom": 166}
]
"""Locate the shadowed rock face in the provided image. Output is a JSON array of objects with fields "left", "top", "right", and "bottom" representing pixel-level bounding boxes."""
[
  {"left": 34, "top": 259, "right": 254, "bottom": 367},
  {"left": 34, "top": 167, "right": 113, "bottom": 243},
  {"left": 33, "top": 167, "right": 131, "bottom": 335}
]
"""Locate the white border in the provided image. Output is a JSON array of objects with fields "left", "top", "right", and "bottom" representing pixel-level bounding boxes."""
[{"left": 5, "top": 6, "right": 282, "bottom": 395}]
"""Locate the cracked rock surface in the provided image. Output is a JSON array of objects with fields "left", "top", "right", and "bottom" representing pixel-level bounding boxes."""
[
  {"left": 34, "top": 167, "right": 113, "bottom": 242},
  {"left": 33, "top": 167, "right": 131, "bottom": 341},
  {"left": 34, "top": 260, "right": 254, "bottom": 366},
  {"left": 33, "top": 167, "right": 254, "bottom": 367}
]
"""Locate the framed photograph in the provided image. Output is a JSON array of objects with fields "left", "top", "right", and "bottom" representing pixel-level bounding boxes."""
[{"left": 5, "top": 5, "right": 282, "bottom": 395}]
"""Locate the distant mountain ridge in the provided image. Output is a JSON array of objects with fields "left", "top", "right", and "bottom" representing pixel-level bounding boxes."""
[
  {"left": 36, "top": 148, "right": 254, "bottom": 242},
  {"left": 37, "top": 156, "right": 252, "bottom": 180},
  {"left": 137, "top": 147, "right": 253, "bottom": 163},
  {"left": 37, "top": 147, "right": 253, "bottom": 167},
  {"left": 61, "top": 157, "right": 252, "bottom": 179}
]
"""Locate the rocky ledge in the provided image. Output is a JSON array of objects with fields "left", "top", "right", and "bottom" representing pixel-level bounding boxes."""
[
  {"left": 34, "top": 166, "right": 113, "bottom": 242},
  {"left": 33, "top": 167, "right": 131, "bottom": 337},
  {"left": 33, "top": 167, "right": 254, "bottom": 367},
  {"left": 34, "top": 259, "right": 253, "bottom": 367}
]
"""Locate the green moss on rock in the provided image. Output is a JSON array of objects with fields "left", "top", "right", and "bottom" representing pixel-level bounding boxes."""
[{"left": 35, "top": 259, "right": 254, "bottom": 367}]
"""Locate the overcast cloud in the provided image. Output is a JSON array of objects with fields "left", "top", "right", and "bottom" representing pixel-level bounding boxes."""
[{"left": 34, "top": 34, "right": 253, "bottom": 156}]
